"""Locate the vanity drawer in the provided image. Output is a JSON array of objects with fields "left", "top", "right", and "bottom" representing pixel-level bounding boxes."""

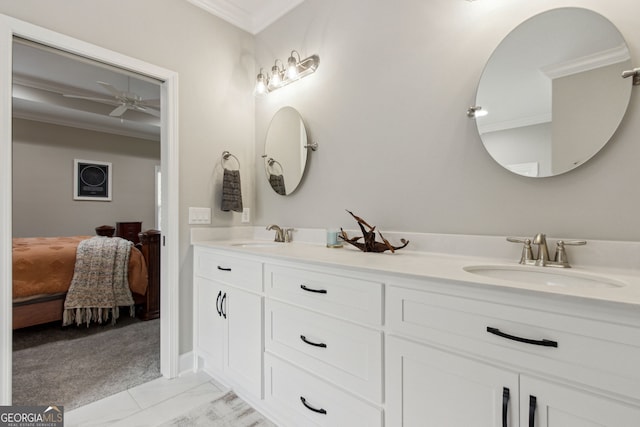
[
  {"left": 266, "top": 299, "right": 382, "bottom": 403},
  {"left": 387, "top": 284, "right": 640, "bottom": 400},
  {"left": 194, "top": 248, "right": 262, "bottom": 293},
  {"left": 264, "top": 264, "right": 383, "bottom": 326},
  {"left": 264, "top": 353, "right": 382, "bottom": 427}
]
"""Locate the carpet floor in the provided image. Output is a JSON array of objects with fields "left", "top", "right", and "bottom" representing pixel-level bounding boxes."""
[{"left": 12, "top": 315, "right": 160, "bottom": 410}]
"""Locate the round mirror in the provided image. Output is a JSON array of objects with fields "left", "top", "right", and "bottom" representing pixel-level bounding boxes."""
[
  {"left": 263, "top": 106, "right": 309, "bottom": 195},
  {"left": 474, "top": 8, "right": 632, "bottom": 177}
]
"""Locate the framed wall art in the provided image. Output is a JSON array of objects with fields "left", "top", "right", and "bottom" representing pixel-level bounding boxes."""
[{"left": 73, "top": 159, "right": 112, "bottom": 201}]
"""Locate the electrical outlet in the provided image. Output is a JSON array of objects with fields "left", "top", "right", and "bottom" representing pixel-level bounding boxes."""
[
  {"left": 188, "top": 207, "right": 211, "bottom": 225},
  {"left": 241, "top": 208, "right": 250, "bottom": 223}
]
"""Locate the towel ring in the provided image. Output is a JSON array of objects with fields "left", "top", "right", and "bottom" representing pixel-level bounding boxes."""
[
  {"left": 266, "top": 157, "right": 284, "bottom": 175},
  {"left": 221, "top": 151, "right": 240, "bottom": 170}
]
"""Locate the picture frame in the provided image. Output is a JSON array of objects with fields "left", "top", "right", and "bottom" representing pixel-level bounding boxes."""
[{"left": 73, "top": 159, "right": 112, "bottom": 201}]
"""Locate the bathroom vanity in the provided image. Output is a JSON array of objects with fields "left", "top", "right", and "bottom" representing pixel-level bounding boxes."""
[{"left": 192, "top": 232, "right": 640, "bottom": 426}]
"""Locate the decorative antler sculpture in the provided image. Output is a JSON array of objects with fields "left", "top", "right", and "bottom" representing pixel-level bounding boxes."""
[{"left": 340, "top": 210, "right": 409, "bottom": 253}]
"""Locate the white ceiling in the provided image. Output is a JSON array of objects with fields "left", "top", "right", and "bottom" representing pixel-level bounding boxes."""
[
  {"left": 12, "top": 40, "right": 162, "bottom": 141},
  {"left": 186, "top": 0, "right": 305, "bottom": 34},
  {"left": 11, "top": 1, "right": 301, "bottom": 140}
]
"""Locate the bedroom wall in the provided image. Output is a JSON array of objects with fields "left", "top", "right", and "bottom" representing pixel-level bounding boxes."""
[
  {"left": 12, "top": 119, "right": 160, "bottom": 238},
  {"left": 254, "top": 0, "right": 640, "bottom": 242},
  {"left": 0, "top": 0, "right": 255, "bottom": 354}
]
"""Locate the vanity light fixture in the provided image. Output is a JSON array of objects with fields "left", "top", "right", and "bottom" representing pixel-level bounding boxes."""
[
  {"left": 467, "top": 106, "right": 488, "bottom": 118},
  {"left": 254, "top": 50, "right": 320, "bottom": 95}
]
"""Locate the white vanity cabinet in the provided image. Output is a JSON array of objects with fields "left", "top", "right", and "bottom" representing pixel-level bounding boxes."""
[
  {"left": 192, "top": 241, "right": 640, "bottom": 427},
  {"left": 193, "top": 247, "right": 264, "bottom": 399},
  {"left": 386, "top": 282, "right": 640, "bottom": 427},
  {"left": 263, "top": 263, "right": 384, "bottom": 426}
]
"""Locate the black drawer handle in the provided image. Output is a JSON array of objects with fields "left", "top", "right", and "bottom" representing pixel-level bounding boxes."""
[
  {"left": 300, "top": 284, "right": 327, "bottom": 294},
  {"left": 216, "top": 290, "right": 222, "bottom": 317},
  {"left": 487, "top": 327, "right": 558, "bottom": 348},
  {"left": 300, "top": 396, "right": 327, "bottom": 415},
  {"left": 300, "top": 335, "right": 327, "bottom": 348},
  {"left": 529, "top": 395, "right": 536, "bottom": 427},
  {"left": 217, "top": 266, "right": 232, "bottom": 272},
  {"left": 502, "top": 387, "right": 510, "bottom": 427},
  {"left": 220, "top": 292, "right": 227, "bottom": 319}
]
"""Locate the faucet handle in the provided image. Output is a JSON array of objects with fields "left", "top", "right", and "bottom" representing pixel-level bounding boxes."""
[
  {"left": 507, "top": 237, "right": 534, "bottom": 264},
  {"left": 553, "top": 240, "right": 586, "bottom": 267},
  {"left": 283, "top": 228, "right": 294, "bottom": 243}
]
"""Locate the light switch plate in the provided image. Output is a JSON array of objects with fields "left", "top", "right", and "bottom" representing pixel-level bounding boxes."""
[
  {"left": 241, "top": 208, "right": 250, "bottom": 223},
  {"left": 189, "top": 207, "right": 211, "bottom": 225}
]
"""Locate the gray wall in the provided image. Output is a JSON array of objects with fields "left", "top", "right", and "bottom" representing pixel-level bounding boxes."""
[
  {"left": 4, "top": 0, "right": 640, "bottom": 357},
  {"left": 12, "top": 119, "right": 160, "bottom": 237},
  {"left": 0, "top": 0, "right": 255, "bottom": 354},
  {"left": 255, "top": 0, "right": 640, "bottom": 241}
]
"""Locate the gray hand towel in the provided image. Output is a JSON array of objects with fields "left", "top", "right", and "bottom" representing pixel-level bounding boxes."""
[
  {"left": 221, "top": 168, "right": 243, "bottom": 212},
  {"left": 269, "top": 174, "right": 286, "bottom": 196}
]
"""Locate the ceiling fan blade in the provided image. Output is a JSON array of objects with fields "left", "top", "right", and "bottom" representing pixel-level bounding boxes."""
[
  {"left": 62, "top": 94, "right": 118, "bottom": 104},
  {"left": 97, "top": 81, "right": 122, "bottom": 97},
  {"left": 131, "top": 104, "right": 161, "bottom": 118},
  {"left": 109, "top": 104, "right": 129, "bottom": 117},
  {"left": 142, "top": 107, "right": 161, "bottom": 118},
  {"left": 139, "top": 98, "right": 160, "bottom": 108}
]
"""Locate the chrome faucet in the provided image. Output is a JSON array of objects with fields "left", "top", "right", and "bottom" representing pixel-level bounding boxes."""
[
  {"left": 266, "top": 224, "right": 285, "bottom": 242},
  {"left": 507, "top": 233, "right": 586, "bottom": 268},
  {"left": 533, "top": 233, "right": 550, "bottom": 266}
]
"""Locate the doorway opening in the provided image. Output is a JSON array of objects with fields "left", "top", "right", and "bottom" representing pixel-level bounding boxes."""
[{"left": 0, "top": 15, "right": 180, "bottom": 405}]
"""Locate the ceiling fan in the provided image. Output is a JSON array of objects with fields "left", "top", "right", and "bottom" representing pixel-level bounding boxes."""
[{"left": 63, "top": 80, "right": 160, "bottom": 118}]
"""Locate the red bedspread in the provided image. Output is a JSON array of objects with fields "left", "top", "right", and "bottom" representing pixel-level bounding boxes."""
[{"left": 12, "top": 236, "right": 148, "bottom": 301}]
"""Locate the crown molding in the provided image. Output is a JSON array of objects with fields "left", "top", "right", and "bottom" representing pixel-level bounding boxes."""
[
  {"left": 186, "top": 0, "right": 304, "bottom": 34},
  {"left": 541, "top": 44, "right": 630, "bottom": 79}
]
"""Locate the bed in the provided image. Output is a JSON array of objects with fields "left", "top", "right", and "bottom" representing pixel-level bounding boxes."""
[{"left": 12, "top": 229, "right": 161, "bottom": 329}]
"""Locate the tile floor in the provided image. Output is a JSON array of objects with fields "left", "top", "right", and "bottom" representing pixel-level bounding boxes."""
[{"left": 65, "top": 371, "right": 240, "bottom": 426}]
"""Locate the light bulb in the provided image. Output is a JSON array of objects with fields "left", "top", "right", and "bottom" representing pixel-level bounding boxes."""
[
  {"left": 270, "top": 65, "right": 282, "bottom": 88},
  {"left": 254, "top": 70, "right": 268, "bottom": 95},
  {"left": 287, "top": 55, "right": 298, "bottom": 79}
]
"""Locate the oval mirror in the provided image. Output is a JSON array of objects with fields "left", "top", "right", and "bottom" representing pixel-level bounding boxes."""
[
  {"left": 474, "top": 7, "right": 632, "bottom": 177},
  {"left": 263, "top": 106, "right": 309, "bottom": 195}
]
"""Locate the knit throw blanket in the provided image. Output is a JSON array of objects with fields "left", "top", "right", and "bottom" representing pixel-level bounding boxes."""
[{"left": 63, "top": 236, "right": 135, "bottom": 327}]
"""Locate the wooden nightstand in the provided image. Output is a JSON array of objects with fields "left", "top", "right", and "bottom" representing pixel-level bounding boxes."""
[{"left": 116, "top": 221, "right": 142, "bottom": 244}]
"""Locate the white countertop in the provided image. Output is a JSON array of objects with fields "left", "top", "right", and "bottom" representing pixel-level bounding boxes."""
[{"left": 193, "top": 236, "right": 640, "bottom": 308}]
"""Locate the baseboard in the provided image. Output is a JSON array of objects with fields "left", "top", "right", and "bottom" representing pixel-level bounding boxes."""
[{"left": 179, "top": 351, "right": 194, "bottom": 375}]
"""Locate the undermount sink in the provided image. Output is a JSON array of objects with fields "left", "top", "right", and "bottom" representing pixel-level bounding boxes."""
[
  {"left": 231, "top": 242, "right": 281, "bottom": 248},
  {"left": 463, "top": 265, "right": 625, "bottom": 289}
]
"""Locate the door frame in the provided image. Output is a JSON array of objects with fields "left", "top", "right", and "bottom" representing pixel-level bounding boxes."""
[{"left": 0, "top": 14, "right": 181, "bottom": 404}]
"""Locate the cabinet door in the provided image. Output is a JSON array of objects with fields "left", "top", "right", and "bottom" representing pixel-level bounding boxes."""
[
  {"left": 224, "top": 287, "right": 263, "bottom": 398},
  {"left": 386, "top": 336, "right": 518, "bottom": 427},
  {"left": 521, "top": 376, "right": 640, "bottom": 427},
  {"left": 194, "top": 277, "right": 225, "bottom": 371}
]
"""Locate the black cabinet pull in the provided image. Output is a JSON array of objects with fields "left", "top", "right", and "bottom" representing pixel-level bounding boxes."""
[
  {"left": 217, "top": 266, "right": 232, "bottom": 271},
  {"left": 216, "top": 291, "right": 222, "bottom": 316},
  {"left": 300, "top": 335, "right": 327, "bottom": 348},
  {"left": 221, "top": 292, "right": 227, "bottom": 319},
  {"left": 300, "top": 284, "right": 327, "bottom": 294},
  {"left": 487, "top": 327, "right": 558, "bottom": 348},
  {"left": 529, "top": 395, "right": 536, "bottom": 427},
  {"left": 300, "top": 396, "right": 327, "bottom": 415},
  {"left": 502, "top": 387, "right": 510, "bottom": 427}
]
